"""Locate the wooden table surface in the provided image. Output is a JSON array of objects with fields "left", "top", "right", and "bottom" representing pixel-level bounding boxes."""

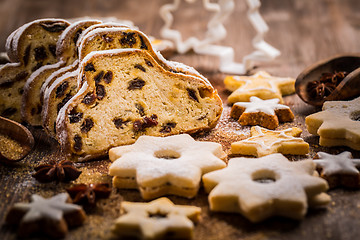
[{"left": 1, "top": 0, "right": 360, "bottom": 239}]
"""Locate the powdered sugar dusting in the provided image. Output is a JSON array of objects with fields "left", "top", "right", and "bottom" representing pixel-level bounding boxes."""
[{"left": 195, "top": 105, "right": 248, "bottom": 155}]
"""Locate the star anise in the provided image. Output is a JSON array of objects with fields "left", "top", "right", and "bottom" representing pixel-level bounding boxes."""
[
  {"left": 66, "top": 183, "right": 111, "bottom": 206},
  {"left": 307, "top": 80, "right": 337, "bottom": 99},
  {"left": 33, "top": 160, "right": 81, "bottom": 183},
  {"left": 307, "top": 71, "right": 348, "bottom": 100}
]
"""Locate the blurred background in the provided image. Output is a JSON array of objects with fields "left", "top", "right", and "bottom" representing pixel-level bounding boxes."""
[{"left": 0, "top": 0, "right": 359, "bottom": 77}]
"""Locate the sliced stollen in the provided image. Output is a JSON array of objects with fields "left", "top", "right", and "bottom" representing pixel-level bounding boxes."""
[
  {"left": 75, "top": 22, "right": 132, "bottom": 48},
  {"left": 0, "top": 18, "right": 70, "bottom": 122},
  {"left": 8, "top": 19, "right": 69, "bottom": 64},
  {"left": 5, "top": 27, "right": 19, "bottom": 63},
  {"left": 56, "top": 49, "right": 223, "bottom": 161},
  {"left": 56, "top": 20, "right": 103, "bottom": 64},
  {"left": 40, "top": 24, "right": 135, "bottom": 130},
  {"left": 39, "top": 22, "right": 129, "bottom": 105},
  {"left": 21, "top": 19, "right": 101, "bottom": 126},
  {"left": 40, "top": 60, "right": 79, "bottom": 103},
  {"left": 21, "top": 61, "right": 66, "bottom": 125},
  {"left": 78, "top": 27, "right": 208, "bottom": 84},
  {"left": 43, "top": 26, "right": 209, "bottom": 140},
  {"left": 0, "top": 52, "right": 10, "bottom": 65},
  {"left": 42, "top": 69, "right": 79, "bottom": 138}
]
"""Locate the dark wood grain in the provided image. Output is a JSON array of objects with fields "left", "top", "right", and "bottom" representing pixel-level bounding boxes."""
[{"left": 1, "top": 0, "right": 360, "bottom": 239}]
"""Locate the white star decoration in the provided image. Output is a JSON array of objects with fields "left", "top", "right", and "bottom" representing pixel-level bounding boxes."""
[
  {"left": 314, "top": 152, "right": 360, "bottom": 176},
  {"left": 159, "top": 0, "right": 280, "bottom": 74},
  {"left": 233, "top": 96, "right": 289, "bottom": 115},
  {"left": 13, "top": 193, "right": 82, "bottom": 222}
]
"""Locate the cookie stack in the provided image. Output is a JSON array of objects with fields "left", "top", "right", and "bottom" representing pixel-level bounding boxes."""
[{"left": 306, "top": 96, "right": 360, "bottom": 150}]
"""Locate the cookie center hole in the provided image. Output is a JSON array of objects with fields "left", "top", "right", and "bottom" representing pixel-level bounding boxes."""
[
  {"left": 148, "top": 212, "right": 168, "bottom": 219},
  {"left": 252, "top": 169, "right": 277, "bottom": 184},
  {"left": 154, "top": 150, "right": 181, "bottom": 160},
  {"left": 350, "top": 111, "right": 360, "bottom": 121}
]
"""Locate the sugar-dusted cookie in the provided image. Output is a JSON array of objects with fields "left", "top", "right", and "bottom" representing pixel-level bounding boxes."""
[
  {"left": 5, "top": 193, "right": 86, "bottom": 238},
  {"left": 230, "top": 96, "right": 294, "bottom": 129},
  {"left": 112, "top": 197, "right": 201, "bottom": 240},
  {"left": 109, "top": 134, "right": 226, "bottom": 199},
  {"left": 305, "top": 96, "right": 360, "bottom": 150},
  {"left": 231, "top": 126, "right": 309, "bottom": 157},
  {"left": 202, "top": 154, "right": 330, "bottom": 223},
  {"left": 224, "top": 71, "right": 295, "bottom": 104},
  {"left": 313, "top": 151, "right": 360, "bottom": 188}
]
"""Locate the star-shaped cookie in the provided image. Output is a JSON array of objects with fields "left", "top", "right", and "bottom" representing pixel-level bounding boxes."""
[
  {"left": 6, "top": 193, "right": 86, "bottom": 238},
  {"left": 313, "top": 151, "right": 360, "bottom": 188},
  {"left": 202, "top": 154, "right": 329, "bottom": 222},
  {"left": 224, "top": 71, "right": 295, "bottom": 104},
  {"left": 230, "top": 96, "right": 294, "bottom": 129},
  {"left": 231, "top": 126, "right": 309, "bottom": 157},
  {"left": 305, "top": 96, "right": 360, "bottom": 150},
  {"left": 112, "top": 197, "right": 201, "bottom": 239},
  {"left": 109, "top": 134, "right": 226, "bottom": 199}
]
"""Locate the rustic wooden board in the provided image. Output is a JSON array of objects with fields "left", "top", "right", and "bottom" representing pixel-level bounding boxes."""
[{"left": 1, "top": 0, "right": 360, "bottom": 239}]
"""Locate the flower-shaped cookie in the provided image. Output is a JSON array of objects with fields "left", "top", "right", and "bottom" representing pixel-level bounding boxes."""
[
  {"left": 305, "top": 96, "right": 360, "bottom": 150},
  {"left": 109, "top": 134, "right": 227, "bottom": 199},
  {"left": 202, "top": 154, "right": 330, "bottom": 222},
  {"left": 230, "top": 96, "right": 294, "bottom": 129},
  {"left": 112, "top": 197, "right": 201, "bottom": 239},
  {"left": 314, "top": 151, "right": 360, "bottom": 188},
  {"left": 6, "top": 193, "right": 86, "bottom": 238},
  {"left": 231, "top": 126, "right": 309, "bottom": 157},
  {"left": 224, "top": 71, "right": 295, "bottom": 104}
]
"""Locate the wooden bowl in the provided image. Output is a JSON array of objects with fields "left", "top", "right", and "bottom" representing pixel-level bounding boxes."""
[
  {"left": 295, "top": 54, "right": 360, "bottom": 106},
  {"left": 0, "top": 116, "right": 34, "bottom": 163}
]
